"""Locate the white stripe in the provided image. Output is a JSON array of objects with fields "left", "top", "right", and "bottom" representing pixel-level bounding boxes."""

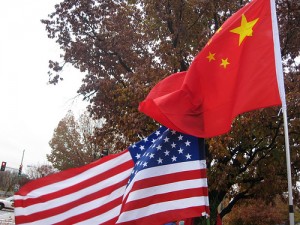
[
  {"left": 117, "top": 196, "right": 209, "bottom": 223},
  {"left": 15, "top": 151, "right": 132, "bottom": 201},
  {"left": 74, "top": 205, "right": 121, "bottom": 225},
  {"left": 126, "top": 178, "right": 208, "bottom": 203},
  {"left": 17, "top": 187, "right": 125, "bottom": 225},
  {"left": 124, "top": 160, "right": 206, "bottom": 198},
  {"left": 15, "top": 168, "right": 132, "bottom": 216}
]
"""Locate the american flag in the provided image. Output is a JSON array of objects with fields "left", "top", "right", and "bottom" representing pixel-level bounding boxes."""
[
  {"left": 14, "top": 127, "right": 209, "bottom": 225},
  {"left": 117, "top": 126, "right": 209, "bottom": 225}
]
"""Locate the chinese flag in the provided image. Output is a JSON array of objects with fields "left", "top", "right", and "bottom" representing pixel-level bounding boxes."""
[{"left": 139, "top": 0, "right": 281, "bottom": 138}]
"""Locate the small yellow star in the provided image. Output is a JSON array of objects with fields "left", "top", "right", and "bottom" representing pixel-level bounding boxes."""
[
  {"left": 230, "top": 14, "right": 259, "bottom": 46},
  {"left": 220, "top": 58, "right": 230, "bottom": 68},
  {"left": 206, "top": 52, "right": 216, "bottom": 62}
]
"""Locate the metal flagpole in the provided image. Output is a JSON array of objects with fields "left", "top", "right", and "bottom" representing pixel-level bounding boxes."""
[
  {"left": 282, "top": 108, "right": 294, "bottom": 224},
  {"left": 270, "top": 0, "right": 294, "bottom": 224}
]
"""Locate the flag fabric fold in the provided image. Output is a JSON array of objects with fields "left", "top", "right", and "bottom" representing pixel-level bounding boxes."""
[
  {"left": 139, "top": 0, "right": 281, "bottom": 138},
  {"left": 14, "top": 126, "right": 209, "bottom": 225}
]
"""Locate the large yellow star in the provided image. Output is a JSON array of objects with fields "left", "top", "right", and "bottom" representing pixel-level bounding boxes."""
[{"left": 230, "top": 14, "right": 259, "bottom": 46}]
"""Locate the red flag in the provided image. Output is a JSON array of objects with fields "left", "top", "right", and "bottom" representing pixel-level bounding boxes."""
[
  {"left": 216, "top": 213, "right": 222, "bottom": 225},
  {"left": 14, "top": 127, "right": 209, "bottom": 225},
  {"left": 139, "top": 0, "right": 281, "bottom": 138}
]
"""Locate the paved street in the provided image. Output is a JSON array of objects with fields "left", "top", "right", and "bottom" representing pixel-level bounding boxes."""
[{"left": 0, "top": 210, "right": 15, "bottom": 225}]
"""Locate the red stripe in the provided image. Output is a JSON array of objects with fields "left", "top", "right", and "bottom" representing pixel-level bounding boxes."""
[
  {"left": 15, "top": 150, "right": 129, "bottom": 196},
  {"left": 15, "top": 178, "right": 128, "bottom": 224},
  {"left": 118, "top": 205, "right": 210, "bottom": 225},
  {"left": 15, "top": 159, "right": 133, "bottom": 208},
  {"left": 121, "top": 187, "right": 208, "bottom": 212},
  {"left": 53, "top": 197, "right": 122, "bottom": 225},
  {"left": 122, "top": 169, "right": 206, "bottom": 206}
]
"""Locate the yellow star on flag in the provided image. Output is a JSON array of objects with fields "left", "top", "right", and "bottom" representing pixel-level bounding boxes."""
[
  {"left": 206, "top": 52, "right": 216, "bottom": 62},
  {"left": 230, "top": 14, "right": 259, "bottom": 46},
  {"left": 220, "top": 58, "right": 230, "bottom": 68}
]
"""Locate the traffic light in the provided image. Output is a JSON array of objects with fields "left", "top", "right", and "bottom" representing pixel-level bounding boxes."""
[
  {"left": 18, "top": 164, "right": 23, "bottom": 176},
  {"left": 1, "top": 161, "right": 6, "bottom": 171}
]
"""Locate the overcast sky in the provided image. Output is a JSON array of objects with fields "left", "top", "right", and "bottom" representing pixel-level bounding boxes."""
[{"left": 0, "top": 0, "right": 87, "bottom": 170}]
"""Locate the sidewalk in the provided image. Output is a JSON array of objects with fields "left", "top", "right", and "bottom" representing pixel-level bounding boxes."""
[{"left": 0, "top": 212, "right": 15, "bottom": 225}]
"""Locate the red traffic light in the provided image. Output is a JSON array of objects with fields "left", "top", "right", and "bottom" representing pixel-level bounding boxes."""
[{"left": 1, "top": 161, "right": 6, "bottom": 171}]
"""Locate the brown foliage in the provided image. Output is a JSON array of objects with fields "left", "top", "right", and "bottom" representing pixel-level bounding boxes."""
[
  {"left": 223, "top": 196, "right": 288, "bottom": 225},
  {"left": 48, "top": 111, "right": 102, "bottom": 170}
]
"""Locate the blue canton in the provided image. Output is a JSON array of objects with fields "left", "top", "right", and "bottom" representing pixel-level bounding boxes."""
[{"left": 128, "top": 126, "right": 205, "bottom": 185}]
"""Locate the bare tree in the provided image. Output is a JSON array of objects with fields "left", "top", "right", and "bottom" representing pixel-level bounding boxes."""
[{"left": 26, "top": 163, "right": 57, "bottom": 180}]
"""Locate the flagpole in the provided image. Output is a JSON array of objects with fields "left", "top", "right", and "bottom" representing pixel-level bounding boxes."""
[{"left": 270, "top": 0, "right": 294, "bottom": 224}]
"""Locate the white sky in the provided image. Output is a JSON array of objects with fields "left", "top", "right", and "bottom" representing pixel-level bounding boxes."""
[{"left": 0, "top": 0, "right": 87, "bottom": 170}]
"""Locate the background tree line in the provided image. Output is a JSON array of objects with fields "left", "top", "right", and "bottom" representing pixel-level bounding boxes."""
[
  {"left": 44, "top": 0, "right": 300, "bottom": 224},
  {"left": 0, "top": 164, "right": 55, "bottom": 196}
]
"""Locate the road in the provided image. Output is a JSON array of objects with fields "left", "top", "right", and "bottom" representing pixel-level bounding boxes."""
[{"left": 0, "top": 209, "right": 15, "bottom": 225}]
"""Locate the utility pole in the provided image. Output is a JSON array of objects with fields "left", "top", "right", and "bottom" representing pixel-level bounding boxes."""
[
  {"left": 19, "top": 149, "right": 25, "bottom": 176},
  {"left": 20, "top": 149, "right": 25, "bottom": 165}
]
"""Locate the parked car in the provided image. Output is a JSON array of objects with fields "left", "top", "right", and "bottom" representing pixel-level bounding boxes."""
[{"left": 0, "top": 196, "right": 14, "bottom": 210}]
